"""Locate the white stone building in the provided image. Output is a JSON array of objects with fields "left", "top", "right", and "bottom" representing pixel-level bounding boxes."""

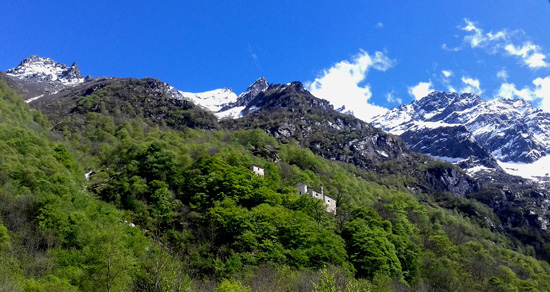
[
  {"left": 250, "top": 165, "right": 265, "bottom": 176},
  {"left": 295, "top": 182, "right": 336, "bottom": 214}
]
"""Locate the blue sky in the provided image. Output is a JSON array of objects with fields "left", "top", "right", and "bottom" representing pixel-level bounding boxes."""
[{"left": 1, "top": 1, "right": 550, "bottom": 120}]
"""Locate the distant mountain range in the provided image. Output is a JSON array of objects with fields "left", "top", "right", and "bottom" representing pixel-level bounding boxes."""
[{"left": 370, "top": 91, "right": 550, "bottom": 185}]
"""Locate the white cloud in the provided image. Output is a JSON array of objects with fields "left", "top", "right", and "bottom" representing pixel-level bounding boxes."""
[
  {"left": 461, "top": 76, "right": 483, "bottom": 95},
  {"left": 376, "top": 22, "right": 384, "bottom": 28},
  {"left": 356, "top": 103, "right": 389, "bottom": 120},
  {"left": 385, "top": 91, "right": 402, "bottom": 104},
  {"left": 408, "top": 81, "right": 434, "bottom": 100},
  {"left": 248, "top": 43, "right": 260, "bottom": 67},
  {"left": 505, "top": 43, "right": 549, "bottom": 69},
  {"left": 441, "top": 70, "right": 456, "bottom": 92},
  {"left": 497, "top": 83, "right": 515, "bottom": 99},
  {"left": 497, "top": 69, "right": 509, "bottom": 81},
  {"left": 306, "top": 50, "right": 393, "bottom": 121},
  {"left": 497, "top": 83, "right": 535, "bottom": 101},
  {"left": 461, "top": 19, "right": 484, "bottom": 48},
  {"left": 533, "top": 77, "right": 550, "bottom": 112},
  {"left": 461, "top": 19, "right": 508, "bottom": 49},
  {"left": 496, "top": 77, "right": 550, "bottom": 112},
  {"left": 441, "top": 43, "right": 461, "bottom": 52},
  {"left": 454, "top": 19, "right": 550, "bottom": 70}
]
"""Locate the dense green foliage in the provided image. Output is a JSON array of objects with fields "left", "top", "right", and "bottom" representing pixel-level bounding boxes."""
[
  {"left": 0, "top": 81, "right": 148, "bottom": 291},
  {"left": 2, "top": 80, "right": 550, "bottom": 291}
]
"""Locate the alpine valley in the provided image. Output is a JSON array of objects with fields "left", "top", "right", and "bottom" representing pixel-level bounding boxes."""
[{"left": 2, "top": 56, "right": 550, "bottom": 292}]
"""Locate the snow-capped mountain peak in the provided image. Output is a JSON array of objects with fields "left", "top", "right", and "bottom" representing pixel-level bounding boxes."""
[{"left": 6, "top": 55, "right": 84, "bottom": 87}]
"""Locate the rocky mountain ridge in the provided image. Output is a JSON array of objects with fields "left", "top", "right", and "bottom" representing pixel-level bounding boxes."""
[{"left": 29, "top": 76, "right": 218, "bottom": 132}]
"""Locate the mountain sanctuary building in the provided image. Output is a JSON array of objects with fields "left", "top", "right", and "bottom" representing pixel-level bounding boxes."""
[
  {"left": 250, "top": 165, "right": 265, "bottom": 176},
  {"left": 295, "top": 183, "right": 336, "bottom": 214},
  {"left": 250, "top": 167, "right": 337, "bottom": 215}
]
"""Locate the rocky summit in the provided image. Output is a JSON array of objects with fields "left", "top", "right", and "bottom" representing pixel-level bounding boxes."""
[{"left": 5, "top": 55, "right": 84, "bottom": 98}]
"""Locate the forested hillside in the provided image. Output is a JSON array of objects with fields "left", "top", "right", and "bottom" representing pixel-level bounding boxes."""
[{"left": 2, "top": 79, "right": 550, "bottom": 292}]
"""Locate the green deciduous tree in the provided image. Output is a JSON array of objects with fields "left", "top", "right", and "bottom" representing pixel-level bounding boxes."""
[{"left": 342, "top": 208, "right": 402, "bottom": 279}]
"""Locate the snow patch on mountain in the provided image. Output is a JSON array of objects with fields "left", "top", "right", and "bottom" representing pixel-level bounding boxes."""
[
  {"left": 429, "top": 155, "right": 467, "bottom": 163},
  {"left": 215, "top": 106, "right": 245, "bottom": 119},
  {"left": 25, "top": 94, "right": 44, "bottom": 104},
  {"left": 180, "top": 88, "right": 238, "bottom": 112},
  {"left": 391, "top": 120, "right": 462, "bottom": 135},
  {"left": 498, "top": 156, "right": 550, "bottom": 181},
  {"left": 466, "top": 165, "right": 493, "bottom": 176}
]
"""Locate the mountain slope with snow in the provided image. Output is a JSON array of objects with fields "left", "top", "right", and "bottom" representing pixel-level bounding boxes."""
[
  {"left": 371, "top": 91, "right": 550, "bottom": 182},
  {"left": 180, "top": 88, "right": 238, "bottom": 112},
  {"left": 182, "top": 77, "right": 269, "bottom": 119}
]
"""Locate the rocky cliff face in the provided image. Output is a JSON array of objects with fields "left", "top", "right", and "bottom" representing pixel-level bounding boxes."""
[
  {"left": 221, "top": 77, "right": 269, "bottom": 111},
  {"left": 424, "top": 166, "right": 481, "bottom": 195},
  {"left": 241, "top": 82, "right": 334, "bottom": 114},
  {"left": 468, "top": 179, "right": 550, "bottom": 231},
  {"left": 400, "top": 125, "right": 501, "bottom": 169}
]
